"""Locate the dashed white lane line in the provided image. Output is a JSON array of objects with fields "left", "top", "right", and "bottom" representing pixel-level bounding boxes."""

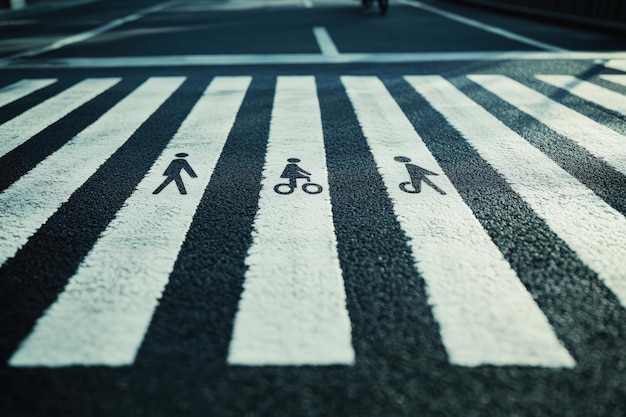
[
  {"left": 228, "top": 76, "right": 354, "bottom": 366},
  {"left": 343, "top": 75, "right": 574, "bottom": 367},
  {"left": 410, "top": 74, "right": 626, "bottom": 312},
  {"left": 397, "top": 0, "right": 567, "bottom": 52},
  {"left": 0, "top": 77, "right": 182, "bottom": 271},
  {"left": 8, "top": 0, "right": 179, "bottom": 59},
  {"left": 9, "top": 77, "right": 250, "bottom": 367},
  {"left": 313, "top": 26, "right": 340, "bottom": 57},
  {"left": 470, "top": 75, "right": 626, "bottom": 177},
  {"left": 0, "top": 78, "right": 56, "bottom": 109},
  {"left": 0, "top": 78, "right": 119, "bottom": 159}
]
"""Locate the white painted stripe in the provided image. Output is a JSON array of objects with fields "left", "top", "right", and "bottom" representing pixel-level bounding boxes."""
[
  {"left": 9, "top": 77, "right": 249, "bottom": 367},
  {"left": 469, "top": 75, "right": 626, "bottom": 177},
  {"left": 604, "top": 60, "right": 626, "bottom": 72},
  {"left": 0, "top": 77, "right": 184, "bottom": 271},
  {"left": 9, "top": 1, "right": 178, "bottom": 59},
  {"left": 599, "top": 74, "right": 626, "bottom": 88},
  {"left": 10, "top": 0, "right": 26, "bottom": 10},
  {"left": 0, "top": 79, "right": 56, "bottom": 109},
  {"left": 228, "top": 76, "right": 354, "bottom": 366},
  {"left": 396, "top": 0, "right": 567, "bottom": 52},
  {"left": 302, "top": 0, "right": 314, "bottom": 8},
  {"left": 536, "top": 75, "right": 626, "bottom": 116},
  {"left": 4, "top": 51, "right": 624, "bottom": 68},
  {"left": 408, "top": 74, "right": 626, "bottom": 313},
  {"left": 0, "top": 78, "right": 120, "bottom": 159},
  {"left": 313, "top": 26, "right": 339, "bottom": 56},
  {"left": 342, "top": 76, "right": 574, "bottom": 367}
]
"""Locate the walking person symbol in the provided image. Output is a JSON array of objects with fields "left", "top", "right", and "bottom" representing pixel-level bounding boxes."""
[
  {"left": 274, "top": 158, "right": 323, "bottom": 195},
  {"left": 395, "top": 156, "right": 446, "bottom": 195},
  {"left": 153, "top": 153, "right": 197, "bottom": 195}
]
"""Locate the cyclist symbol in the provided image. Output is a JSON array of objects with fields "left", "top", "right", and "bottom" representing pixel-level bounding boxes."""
[
  {"left": 274, "top": 158, "right": 323, "bottom": 195},
  {"left": 395, "top": 156, "right": 446, "bottom": 195}
]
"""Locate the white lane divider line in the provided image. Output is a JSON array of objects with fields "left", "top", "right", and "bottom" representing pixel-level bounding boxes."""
[
  {"left": 9, "top": 0, "right": 179, "bottom": 59},
  {"left": 536, "top": 75, "right": 626, "bottom": 116},
  {"left": 228, "top": 76, "right": 354, "bottom": 366},
  {"left": 9, "top": 77, "right": 251, "bottom": 367},
  {"left": 0, "top": 78, "right": 120, "bottom": 159},
  {"left": 469, "top": 75, "right": 626, "bottom": 177},
  {"left": 410, "top": 74, "right": 626, "bottom": 314},
  {"left": 0, "top": 79, "right": 56, "bottom": 109},
  {"left": 397, "top": 0, "right": 567, "bottom": 52},
  {"left": 342, "top": 76, "right": 574, "bottom": 368},
  {"left": 0, "top": 77, "right": 183, "bottom": 272},
  {"left": 313, "top": 26, "right": 340, "bottom": 57},
  {"left": 302, "top": 0, "right": 314, "bottom": 7}
]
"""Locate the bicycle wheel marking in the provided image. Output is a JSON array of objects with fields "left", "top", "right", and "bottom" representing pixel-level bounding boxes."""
[
  {"left": 343, "top": 75, "right": 574, "bottom": 367},
  {"left": 228, "top": 76, "right": 354, "bottom": 366}
]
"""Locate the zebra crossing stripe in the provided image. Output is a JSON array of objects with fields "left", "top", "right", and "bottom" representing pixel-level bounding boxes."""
[
  {"left": 0, "top": 79, "right": 56, "bottom": 109},
  {"left": 227, "top": 76, "right": 355, "bottom": 366},
  {"left": 407, "top": 75, "right": 626, "bottom": 311},
  {"left": 9, "top": 77, "right": 250, "bottom": 367},
  {"left": 0, "top": 78, "right": 120, "bottom": 159},
  {"left": 0, "top": 77, "right": 184, "bottom": 272},
  {"left": 599, "top": 74, "right": 626, "bottom": 88},
  {"left": 536, "top": 75, "right": 626, "bottom": 116},
  {"left": 468, "top": 75, "right": 626, "bottom": 177},
  {"left": 342, "top": 76, "right": 574, "bottom": 368}
]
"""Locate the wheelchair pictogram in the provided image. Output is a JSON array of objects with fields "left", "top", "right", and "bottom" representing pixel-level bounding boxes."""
[
  {"left": 274, "top": 158, "right": 323, "bottom": 195},
  {"left": 395, "top": 156, "right": 446, "bottom": 195}
]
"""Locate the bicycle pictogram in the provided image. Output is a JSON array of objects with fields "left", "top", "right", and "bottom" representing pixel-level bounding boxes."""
[{"left": 274, "top": 158, "right": 323, "bottom": 195}]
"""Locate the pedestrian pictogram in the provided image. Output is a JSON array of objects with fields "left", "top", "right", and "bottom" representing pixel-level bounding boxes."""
[
  {"left": 274, "top": 158, "right": 323, "bottom": 195},
  {"left": 153, "top": 153, "right": 197, "bottom": 195},
  {"left": 395, "top": 156, "right": 446, "bottom": 195}
]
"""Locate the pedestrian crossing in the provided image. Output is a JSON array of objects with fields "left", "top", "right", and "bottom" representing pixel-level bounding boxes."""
[{"left": 2, "top": 73, "right": 626, "bottom": 369}]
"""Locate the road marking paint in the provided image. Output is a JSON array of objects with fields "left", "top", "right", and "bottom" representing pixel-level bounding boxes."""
[
  {"left": 0, "top": 77, "right": 183, "bottom": 271},
  {"left": 0, "top": 79, "right": 56, "bottom": 109},
  {"left": 9, "top": 77, "right": 249, "bottom": 367},
  {"left": 342, "top": 76, "right": 574, "bottom": 367},
  {"left": 536, "top": 75, "right": 626, "bottom": 116},
  {"left": 604, "top": 60, "right": 626, "bottom": 72},
  {"left": 469, "top": 75, "right": 626, "bottom": 177},
  {"left": 396, "top": 0, "right": 567, "bottom": 52},
  {"left": 313, "top": 27, "right": 339, "bottom": 57},
  {"left": 409, "top": 74, "right": 626, "bottom": 312},
  {"left": 9, "top": 0, "right": 26, "bottom": 10},
  {"left": 8, "top": 1, "right": 178, "bottom": 59},
  {"left": 0, "top": 78, "right": 120, "bottom": 159},
  {"left": 2, "top": 51, "right": 625, "bottom": 68},
  {"left": 599, "top": 74, "right": 626, "bottom": 88},
  {"left": 227, "top": 76, "right": 354, "bottom": 366},
  {"left": 302, "top": 0, "right": 314, "bottom": 7}
]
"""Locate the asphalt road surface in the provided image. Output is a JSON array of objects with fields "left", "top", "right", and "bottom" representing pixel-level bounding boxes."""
[{"left": 1, "top": 0, "right": 626, "bottom": 416}]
